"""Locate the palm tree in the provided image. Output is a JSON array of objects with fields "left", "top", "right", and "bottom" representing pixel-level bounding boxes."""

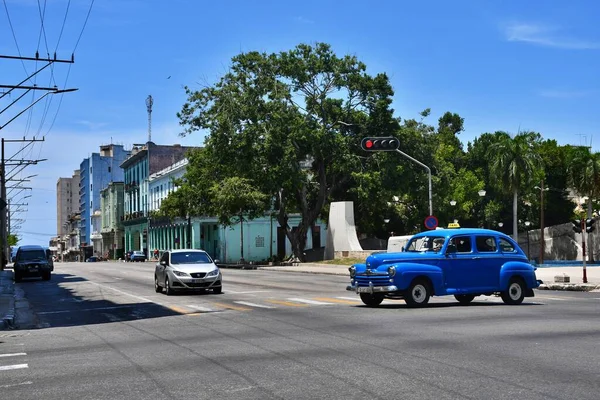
[{"left": 488, "top": 132, "right": 542, "bottom": 241}]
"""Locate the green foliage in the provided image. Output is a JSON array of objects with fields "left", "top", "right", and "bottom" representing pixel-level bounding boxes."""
[
  {"left": 7, "top": 234, "right": 18, "bottom": 247},
  {"left": 210, "top": 177, "right": 268, "bottom": 226}
]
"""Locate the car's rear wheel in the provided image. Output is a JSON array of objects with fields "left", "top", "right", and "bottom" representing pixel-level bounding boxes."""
[
  {"left": 359, "top": 293, "right": 384, "bottom": 307},
  {"left": 164, "top": 276, "right": 172, "bottom": 296},
  {"left": 212, "top": 286, "right": 222, "bottom": 294},
  {"left": 404, "top": 279, "right": 431, "bottom": 308},
  {"left": 454, "top": 294, "right": 475, "bottom": 305},
  {"left": 154, "top": 275, "right": 162, "bottom": 293},
  {"left": 501, "top": 278, "right": 525, "bottom": 305}
]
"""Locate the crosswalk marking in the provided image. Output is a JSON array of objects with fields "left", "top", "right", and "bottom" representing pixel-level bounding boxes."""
[
  {"left": 0, "top": 353, "right": 26, "bottom": 358},
  {"left": 186, "top": 305, "right": 214, "bottom": 312},
  {"left": 167, "top": 305, "right": 191, "bottom": 314},
  {"left": 266, "top": 299, "right": 308, "bottom": 307},
  {"left": 0, "top": 381, "right": 33, "bottom": 389},
  {"left": 287, "top": 298, "right": 334, "bottom": 305},
  {"left": 211, "top": 302, "right": 251, "bottom": 311},
  {"left": 336, "top": 296, "right": 362, "bottom": 302},
  {"left": 312, "top": 297, "right": 360, "bottom": 305},
  {"left": 0, "top": 364, "right": 28, "bottom": 371},
  {"left": 234, "top": 301, "right": 276, "bottom": 309}
]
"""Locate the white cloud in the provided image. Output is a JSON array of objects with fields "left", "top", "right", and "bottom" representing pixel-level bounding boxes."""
[{"left": 503, "top": 22, "right": 600, "bottom": 50}]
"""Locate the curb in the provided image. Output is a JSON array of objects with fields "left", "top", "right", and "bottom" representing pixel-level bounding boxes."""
[
  {"left": 537, "top": 283, "right": 600, "bottom": 292},
  {"left": 256, "top": 267, "right": 345, "bottom": 276},
  {"left": 218, "top": 264, "right": 258, "bottom": 270}
]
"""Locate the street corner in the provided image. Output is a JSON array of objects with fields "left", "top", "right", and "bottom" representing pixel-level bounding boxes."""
[
  {"left": 0, "top": 269, "right": 16, "bottom": 330},
  {"left": 537, "top": 282, "right": 600, "bottom": 292}
]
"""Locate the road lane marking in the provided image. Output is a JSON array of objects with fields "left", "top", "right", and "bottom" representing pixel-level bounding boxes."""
[
  {"left": 38, "top": 305, "right": 137, "bottom": 315},
  {"left": 186, "top": 305, "right": 214, "bottom": 312},
  {"left": 536, "top": 296, "right": 568, "bottom": 301},
  {"left": 85, "top": 281, "right": 156, "bottom": 304},
  {"left": 336, "top": 296, "right": 362, "bottom": 302},
  {"left": 234, "top": 301, "right": 276, "bottom": 309},
  {"left": 226, "top": 290, "right": 271, "bottom": 294},
  {"left": 0, "top": 353, "right": 26, "bottom": 358},
  {"left": 265, "top": 300, "right": 308, "bottom": 307},
  {"left": 0, "top": 364, "right": 28, "bottom": 371},
  {"left": 0, "top": 381, "right": 32, "bottom": 388},
  {"left": 312, "top": 297, "right": 359, "bottom": 305},
  {"left": 167, "top": 306, "right": 191, "bottom": 314},
  {"left": 287, "top": 298, "right": 333, "bottom": 305},
  {"left": 211, "top": 302, "right": 251, "bottom": 311}
]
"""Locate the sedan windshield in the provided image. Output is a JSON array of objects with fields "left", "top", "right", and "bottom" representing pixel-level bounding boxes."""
[
  {"left": 171, "top": 252, "right": 212, "bottom": 265},
  {"left": 18, "top": 249, "right": 47, "bottom": 261},
  {"left": 405, "top": 236, "right": 446, "bottom": 253}
]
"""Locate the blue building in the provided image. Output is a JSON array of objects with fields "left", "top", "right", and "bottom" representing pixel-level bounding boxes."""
[{"left": 79, "top": 144, "right": 130, "bottom": 258}]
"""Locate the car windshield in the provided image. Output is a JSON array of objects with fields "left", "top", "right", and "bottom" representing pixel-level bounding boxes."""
[
  {"left": 18, "top": 249, "right": 47, "bottom": 261},
  {"left": 171, "top": 252, "right": 212, "bottom": 265},
  {"left": 133, "top": 251, "right": 143, "bottom": 255},
  {"left": 405, "top": 236, "right": 446, "bottom": 253}
]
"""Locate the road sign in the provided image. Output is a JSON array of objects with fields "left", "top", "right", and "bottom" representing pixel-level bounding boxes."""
[{"left": 424, "top": 215, "right": 438, "bottom": 230}]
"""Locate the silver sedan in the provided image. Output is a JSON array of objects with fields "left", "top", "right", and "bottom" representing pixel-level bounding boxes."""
[{"left": 154, "top": 249, "right": 222, "bottom": 295}]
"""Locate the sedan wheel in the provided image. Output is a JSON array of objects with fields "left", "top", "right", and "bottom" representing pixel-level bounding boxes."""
[
  {"left": 164, "top": 276, "right": 172, "bottom": 296},
  {"left": 359, "top": 293, "right": 384, "bottom": 307},
  {"left": 154, "top": 275, "right": 162, "bottom": 293},
  {"left": 501, "top": 279, "right": 525, "bottom": 305},
  {"left": 454, "top": 294, "right": 475, "bottom": 305},
  {"left": 212, "top": 286, "right": 222, "bottom": 294}
]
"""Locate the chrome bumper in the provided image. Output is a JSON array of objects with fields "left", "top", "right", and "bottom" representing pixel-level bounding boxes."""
[{"left": 346, "top": 283, "right": 398, "bottom": 294}]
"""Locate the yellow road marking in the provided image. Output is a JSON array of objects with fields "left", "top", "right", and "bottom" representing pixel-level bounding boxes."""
[
  {"left": 266, "top": 299, "right": 309, "bottom": 307},
  {"left": 211, "top": 302, "right": 251, "bottom": 311},
  {"left": 168, "top": 305, "right": 192, "bottom": 314},
  {"left": 312, "top": 297, "right": 359, "bottom": 305}
]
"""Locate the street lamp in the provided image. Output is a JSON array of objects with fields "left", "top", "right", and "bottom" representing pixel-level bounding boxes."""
[
  {"left": 498, "top": 222, "right": 504, "bottom": 228},
  {"left": 450, "top": 200, "right": 456, "bottom": 224},
  {"left": 534, "top": 182, "right": 551, "bottom": 263},
  {"left": 478, "top": 189, "right": 486, "bottom": 227},
  {"left": 525, "top": 221, "right": 531, "bottom": 259}
]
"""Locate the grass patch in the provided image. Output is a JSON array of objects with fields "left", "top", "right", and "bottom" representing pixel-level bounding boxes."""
[{"left": 318, "top": 258, "right": 365, "bottom": 266}]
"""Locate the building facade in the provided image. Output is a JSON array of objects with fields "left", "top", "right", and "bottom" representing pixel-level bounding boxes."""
[
  {"left": 78, "top": 144, "right": 130, "bottom": 258},
  {"left": 146, "top": 158, "right": 327, "bottom": 263},
  {"left": 121, "top": 142, "right": 193, "bottom": 257},
  {"left": 100, "top": 182, "right": 125, "bottom": 259},
  {"left": 56, "top": 170, "right": 80, "bottom": 237}
]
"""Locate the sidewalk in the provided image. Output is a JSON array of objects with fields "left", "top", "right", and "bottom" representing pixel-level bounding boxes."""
[
  {"left": 254, "top": 263, "right": 600, "bottom": 292},
  {"left": 0, "top": 269, "right": 15, "bottom": 330}
]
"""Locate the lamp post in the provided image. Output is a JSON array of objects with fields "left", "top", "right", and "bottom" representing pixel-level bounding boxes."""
[
  {"left": 534, "top": 181, "right": 550, "bottom": 264},
  {"left": 478, "top": 189, "right": 486, "bottom": 228},
  {"left": 450, "top": 200, "right": 456, "bottom": 224},
  {"left": 524, "top": 221, "right": 531, "bottom": 259}
]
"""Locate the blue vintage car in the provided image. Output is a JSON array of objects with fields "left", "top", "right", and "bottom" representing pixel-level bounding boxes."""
[{"left": 347, "top": 228, "right": 542, "bottom": 307}]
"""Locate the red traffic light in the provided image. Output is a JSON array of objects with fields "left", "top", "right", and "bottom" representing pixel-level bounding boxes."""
[{"left": 365, "top": 139, "right": 373, "bottom": 149}]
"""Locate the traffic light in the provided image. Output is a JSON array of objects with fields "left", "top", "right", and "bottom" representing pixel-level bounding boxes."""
[
  {"left": 586, "top": 218, "right": 596, "bottom": 233},
  {"left": 572, "top": 219, "right": 582, "bottom": 233},
  {"left": 360, "top": 137, "right": 400, "bottom": 151}
]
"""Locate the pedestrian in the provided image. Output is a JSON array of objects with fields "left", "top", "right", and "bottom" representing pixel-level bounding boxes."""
[{"left": 154, "top": 248, "right": 159, "bottom": 260}]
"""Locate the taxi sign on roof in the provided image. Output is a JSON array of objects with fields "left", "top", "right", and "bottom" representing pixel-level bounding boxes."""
[{"left": 447, "top": 222, "right": 461, "bottom": 228}]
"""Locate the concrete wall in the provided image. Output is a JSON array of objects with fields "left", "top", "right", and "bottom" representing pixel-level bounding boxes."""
[{"left": 324, "top": 201, "right": 363, "bottom": 260}]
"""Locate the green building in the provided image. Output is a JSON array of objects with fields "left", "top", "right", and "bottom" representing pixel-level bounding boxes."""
[{"left": 100, "top": 182, "right": 125, "bottom": 259}]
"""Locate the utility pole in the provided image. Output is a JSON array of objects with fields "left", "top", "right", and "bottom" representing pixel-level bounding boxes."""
[
  {"left": 0, "top": 138, "right": 45, "bottom": 270},
  {"left": 145, "top": 95, "right": 153, "bottom": 258}
]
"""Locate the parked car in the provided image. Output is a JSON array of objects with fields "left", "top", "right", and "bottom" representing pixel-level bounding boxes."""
[
  {"left": 130, "top": 251, "right": 147, "bottom": 262},
  {"left": 347, "top": 227, "right": 542, "bottom": 307},
  {"left": 154, "top": 249, "right": 222, "bottom": 295},
  {"left": 86, "top": 256, "right": 98, "bottom": 262},
  {"left": 13, "top": 245, "right": 54, "bottom": 282}
]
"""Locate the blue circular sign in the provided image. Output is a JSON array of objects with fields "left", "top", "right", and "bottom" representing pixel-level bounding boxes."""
[{"left": 424, "top": 215, "right": 438, "bottom": 230}]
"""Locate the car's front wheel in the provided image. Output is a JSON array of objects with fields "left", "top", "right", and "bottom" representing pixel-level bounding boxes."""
[
  {"left": 454, "top": 294, "right": 475, "bottom": 305},
  {"left": 501, "top": 278, "right": 525, "bottom": 305},
  {"left": 164, "top": 276, "right": 172, "bottom": 296},
  {"left": 404, "top": 279, "right": 431, "bottom": 308},
  {"left": 154, "top": 275, "right": 162, "bottom": 293},
  {"left": 42, "top": 271, "right": 51, "bottom": 281},
  {"left": 212, "top": 286, "right": 222, "bottom": 294},
  {"left": 359, "top": 293, "right": 384, "bottom": 307}
]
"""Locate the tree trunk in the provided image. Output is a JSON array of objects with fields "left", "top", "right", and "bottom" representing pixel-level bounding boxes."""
[{"left": 512, "top": 188, "right": 518, "bottom": 242}]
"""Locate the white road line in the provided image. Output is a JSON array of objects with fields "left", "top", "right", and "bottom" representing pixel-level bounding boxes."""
[
  {"left": 38, "top": 305, "right": 137, "bottom": 315},
  {"left": 0, "top": 364, "right": 28, "bottom": 371},
  {"left": 226, "top": 290, "right": 271, "bottom": 294},
  {"left": 287, "top": 298, "right": 333, "bottom": 305},
  {"left": 537, "top": 296, "right": 568, "bottom": 301},
  {"left": 186, "top": 305, "right": 214, "bottom": 312},
  {"left": 0, "top": 353, "right": 26, "bottom": 358},
  {"left": 0, "top": 381, "right": 33, "bottom": 388},
  {"left": 234, "top": 301, "right": 276, "bottom": 309},
  {"left": 336, "top": 296, "right": 362, "bottom": 302}
]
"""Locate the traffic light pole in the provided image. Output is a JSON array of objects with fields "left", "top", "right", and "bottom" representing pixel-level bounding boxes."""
[
  {"left": 581, "top": 219, "right": 588, "bottom": 283},
  {"left": 395, "top": 149, "right": 433, "bottom": 216}
]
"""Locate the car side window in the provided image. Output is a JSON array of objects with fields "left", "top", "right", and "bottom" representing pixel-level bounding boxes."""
[
  {"left": 450, "top": 236, "right": 472, "bottom": 253},
  {"left": 160, "top": 252, "right": 169, "bottom": 264},
  {"left": 499, "top": 238, "right": 516, "bottom": 253},
  {"left": 476, "top": 236, "right": 497, "bottom": 253}
]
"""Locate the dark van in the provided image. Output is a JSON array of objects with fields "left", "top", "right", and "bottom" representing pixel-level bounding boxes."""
[{"left": 13, "top": 245, "right": 54, "bottom": 282}]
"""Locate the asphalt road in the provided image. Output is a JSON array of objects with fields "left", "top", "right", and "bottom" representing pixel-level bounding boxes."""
[{"left": 1, "top": 261, "right": 599, "bottom": 400}]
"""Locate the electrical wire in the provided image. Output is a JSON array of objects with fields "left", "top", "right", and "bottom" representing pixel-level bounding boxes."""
[
  {"left": 54, "top": 0, "right": 71, "bottom": 52},
  {"left": 2, "top": 0, "right": 30, "bottom": 78},
  {"left": 73, "top": 0, "right": 95, "bottom": 52}
]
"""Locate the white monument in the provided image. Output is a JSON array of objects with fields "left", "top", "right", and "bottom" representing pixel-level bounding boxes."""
[{"left": 324, "top": 201, "right": 363, "bottom": 260}]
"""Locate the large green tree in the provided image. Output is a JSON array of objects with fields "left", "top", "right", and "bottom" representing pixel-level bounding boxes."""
[
  {"left": 488, "top": 132, "right": 543, "bottom": 241},
  {"left": 177, "top": 43, "right": 397, "bottom": 261}
]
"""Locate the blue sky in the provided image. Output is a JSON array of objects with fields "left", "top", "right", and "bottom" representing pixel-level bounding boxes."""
[{"left": 1, "top": 0, "right": 599, "bottom": 246}]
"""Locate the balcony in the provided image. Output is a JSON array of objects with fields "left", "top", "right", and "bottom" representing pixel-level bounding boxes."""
[
  {"left": 91, "top": 231, "right": 103, "bottom": 240},
  {"left": 125, "top": 181, "right": 139, "bottom": 191}
]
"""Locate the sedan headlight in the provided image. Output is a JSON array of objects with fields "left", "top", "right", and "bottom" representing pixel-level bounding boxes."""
[
  {"left": 206, "top": 268, "right": 220, "bottom": 277},
  {"left": 172, "top": 270, "right": 189, "bottom": 277},
  {"left": 388, "top": 266, "right": 396, "bottom": 277},
  {"left": 349, "top": 266, "right": 356, "bottom": 278}
]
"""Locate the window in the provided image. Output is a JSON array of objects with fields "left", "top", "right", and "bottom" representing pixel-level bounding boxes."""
[
  {"left": 499, "top": 238, "right": 516, "bottom": 253},
  {"left": 450, "top": 236, "right": 472, "bottom": 253},
  {"left": 405, "top": 236, "right": 446, "bottom": 253},
  {"left": 255, "top": 236, "right": 265, "bottom": 248},
  {"left": 108, "top": 166, "right": 112, "bottom": 173},
  {"left": 476, "top": 236, "right": 497, "bottom": 252},
  {"left": 171, "top": 251, "right": 212, "bottom": 264}
]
